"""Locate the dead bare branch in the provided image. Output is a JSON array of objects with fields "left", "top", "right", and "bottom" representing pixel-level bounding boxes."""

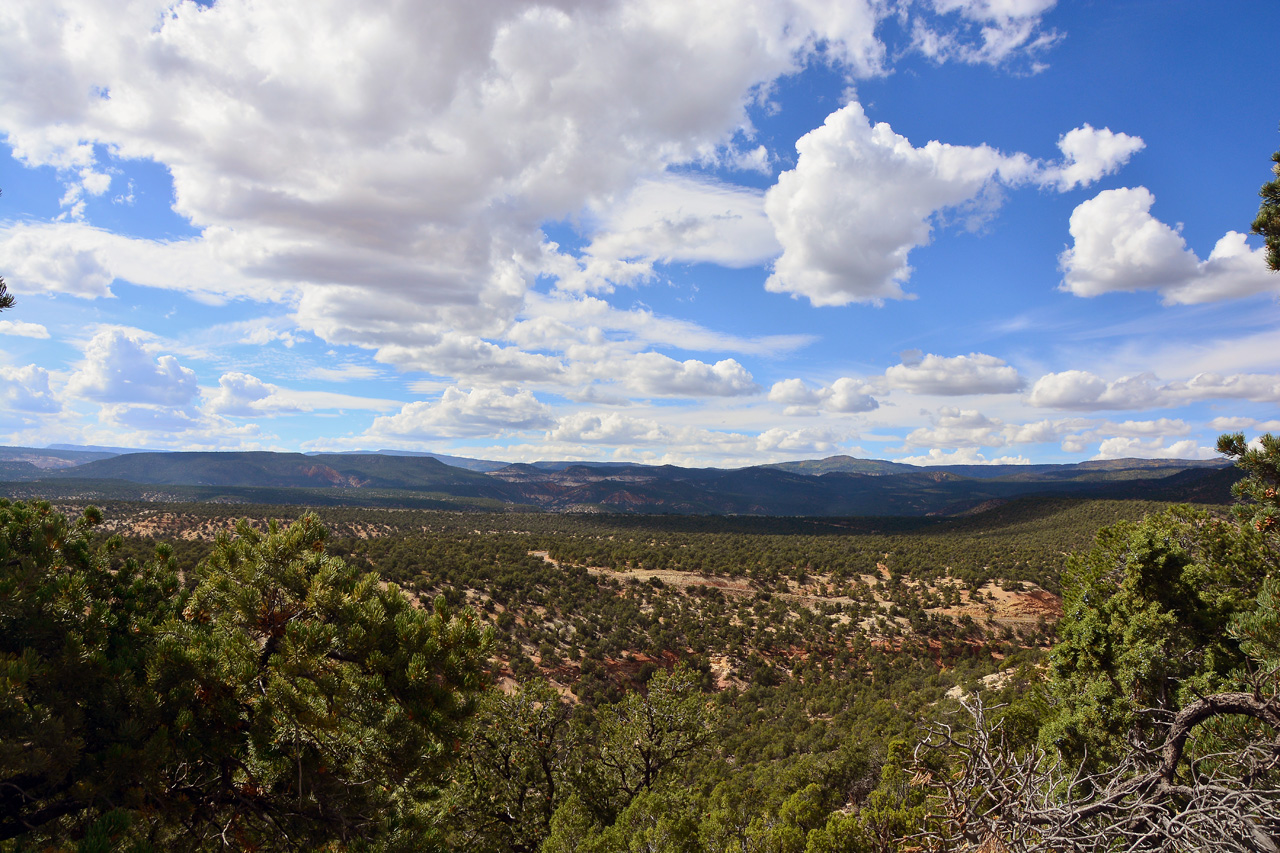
[{"left": 911, "top": 694, "right": 1280, "bottom": 852}]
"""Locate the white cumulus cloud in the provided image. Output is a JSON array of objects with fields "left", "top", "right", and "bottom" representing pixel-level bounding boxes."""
[
  {"left": 768, "top": 376, "right": 879, "bottom": 415},
  {"left": 1093, "top": 436, "right": 1215, "bottom": 461},
  {"left": 896, "top": 447, "right": 1031, "bottom": 466},
  {"left": 565, "top": 175, "right": 781, "bottom": 292},
  {"left": 1028, "top": 370, "right": 1163, "bottom": 411},
  {"left": 915, "top": 0, "right": 1059, "bottom": 67},
  {"left": 0, "top": 0, "right": 895, "bottom": 360},
  {"left": 825, "top": 378, "right": 881, "bottom": 413},
  {"left": 620, "top": 354, "right": 760, "bottom": 397},
  {"left": 1030, "top": 368, "right": 1280, "bottom": 412},
  {"left": 67, "top": 329, "right": 198, "bottom": 406},
  {"left": 904, "top": 407, "right": 1005, "bottom": 448},
  {"left": 375, "top": 334, "right": 567, "bottom": 384},
  {"left": 1001, "top": 417, "right": 1085, "bottom": 444},
  {"left": 764, "top": 103, "right": 1036, "bottom": 306},
  {"left": 1060, "top": 187, "right": 1276, "bottom": 303},
  {"left": 0, "top": 319, "right": 51, "bottom": 339},
  {"left": 0, "top": 222, "right": 282, "bottom": 303},
  {"left": 1042, "top": 124, "right": 1145, "bottom": 191},
  {"left": 769, "top": 377, "right": 826, "bottom": 408},
  {"left": 885, "top": 352, "right": 1024, "bottom": 395},
  {"left": 1163, "top": 372, "right": 1280, "bottom": 403},
  {"left": 755, "top": 426, "right": 844, "bottom": 454},
  {"left": 1099, "top": 418, "right": 1190, "bottom": 437},
  {"left": 368, "top": 387, "right": 555, "bottom": 439},
  {"left": 203, "top": 372, "right": 292, "bottom": 417},
  {"left": 547, "top": 412, "right": 847, "bottom": 458},
  {"left": 204, "top": 371, "right": 402, "bottom": 418},
  {"left": 517, "top": 291, "right": 813, "bottom": 358},
  {"left": 1208, "top": 416, "right": 1280, "bottom": 433},
  {"left": 549, "top": 412, "right": 668, "bottom": 445},
  {"left": 0, "top": 364, "right": 61, "bottom": 413}
]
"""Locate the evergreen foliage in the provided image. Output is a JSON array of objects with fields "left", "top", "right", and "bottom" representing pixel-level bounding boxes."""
[
  {"left": 0, "top": 503, "right": 490, "bottom": 851},
  {"left": 0, "top": 500, "right": 178, "bottom": 846},
  {"left": 1255, "top": 147, "right": 1280, "bottom": 271},
  {"left": 1218, "top": 431, "right": 1280, "bottom": 532},
  {"left": 445, "top": 679, "right": 577, "bottom": 853},
  {"left": 1041, "top": 504, "right": 1273, "bottom": 763}
]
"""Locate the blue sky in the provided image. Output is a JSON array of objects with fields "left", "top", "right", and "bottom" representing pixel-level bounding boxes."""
[{"left": 1, "top": 0, "right": 1278, "bottom": 466}]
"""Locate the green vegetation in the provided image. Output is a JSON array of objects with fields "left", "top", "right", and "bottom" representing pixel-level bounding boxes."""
[
  {"left": 1, "top": 504, "right": 489, "bottom": 850},
  {"left": 2, "top": 440, "right": 1277, "bottom": 851},
  {"left": 1043, "top": 504, "right": 1274, "bottom": 764},
  {"left": 1255, "top": 144, "right": 1280, "bottom": 271}
]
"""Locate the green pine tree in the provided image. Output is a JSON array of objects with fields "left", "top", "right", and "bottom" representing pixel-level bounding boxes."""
[
  {"left": 0, "top": 503, "right": 491, "bottom": 851},
  {"left": 1255, "top": 147, "right": 1280, "bottom": 271}
]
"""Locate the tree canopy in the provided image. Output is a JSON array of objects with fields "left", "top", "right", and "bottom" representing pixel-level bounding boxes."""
[
  {"left": 1042, "top": 504, "right": 1273, "bottom": 764},
  {"left": 0, "top": 503, "right": 490, "bottom": 851}
]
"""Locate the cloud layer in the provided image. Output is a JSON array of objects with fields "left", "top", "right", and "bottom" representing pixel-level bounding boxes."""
[{"left": 0, "top": 0, "right": 1270, "bottom": 467}]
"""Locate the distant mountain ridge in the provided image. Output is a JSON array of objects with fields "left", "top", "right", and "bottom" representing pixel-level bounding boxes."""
[
  {"left": 764, "top": 453, "right": 1226, "bottom": 479},
  {"left": 0, "top": 447, "right": 1236, "bottom": 517},
  {"left": 44, "top": 451, "right": 512, "bottom": 499}
]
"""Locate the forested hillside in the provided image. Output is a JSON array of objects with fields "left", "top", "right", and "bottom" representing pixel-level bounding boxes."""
[
  {"left": 0, "top": 448, "right": 1236, "bottom": 517},
  {"left": 2, "top": 438, "right": 1278, "bottom": 851}
]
